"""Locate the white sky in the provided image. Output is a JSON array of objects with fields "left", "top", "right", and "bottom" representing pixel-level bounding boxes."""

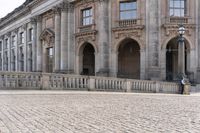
[{"left": 0, "top": 0, "right": 25, "bottom": 18}]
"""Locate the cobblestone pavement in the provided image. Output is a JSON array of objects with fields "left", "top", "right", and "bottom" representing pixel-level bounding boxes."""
[{"left": 0, "top": 91, "right": 199, "bottom": 133}]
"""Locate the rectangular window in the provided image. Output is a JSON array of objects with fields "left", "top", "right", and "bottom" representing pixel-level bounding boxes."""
[
  {"left": 29, "top": 28, "right": 33, "bottom": 41},
  {"left": 0, "top": 41, "right": 2, "bottom": 51},
  {"left": 11, "top": 49, "right": 16, "bottom": 71},
  {"left": 20, "top": 32, "right": 25, "bottom": 44},
  {"left": 19, "top": 47, "right": 24, "bottom": 71},
  {"left": 120, "top": 0, "right": 137, "bottom": 20},
  {"left": 12, "top": 36, "right": 16, "bottom": 47},
  {"left": 4, "top": 51, "right": 8, "bottom": 71},
  {"left": 4, "top": 39, "right": 8, "bottom": 49},
  {"left": 28, "top": 44, "right": 33, "bottom": 72},
  {"left": 0, "top": 54, "right": 2, "bottom": 71},
  {"left": 82, "top": 8, "right": 93, "bottom": 26},
  {"left": 169, "top": 0, "right": 186, "bottom": 17},
  {"left": 47, "top": 47, "right": 53, "bottom": 73}
]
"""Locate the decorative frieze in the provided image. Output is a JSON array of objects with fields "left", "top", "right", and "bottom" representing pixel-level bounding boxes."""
[
  {"left": 112, "top": 26, "right": 144, "bottom": 39},
  {"left": 163, "top": 24, "right": 196, "bottom": 36},
  {"left": 75, "top": 30, "right": 97, "bottom": 43}
]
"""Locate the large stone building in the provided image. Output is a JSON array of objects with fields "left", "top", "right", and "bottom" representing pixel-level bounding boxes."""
[{"left": 0, "top": 0, "right": 200, "bottom": 83}]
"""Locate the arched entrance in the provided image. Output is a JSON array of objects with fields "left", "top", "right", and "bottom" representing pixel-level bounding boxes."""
[
  {"left": 81, "top": 43, "right": 95, "bottom": 76},
  {"left": 166, "top": 38, "right": 188, "bottom": 81},
  {"left": 118, "top": 38, "right": 140, "bottom": 79}
]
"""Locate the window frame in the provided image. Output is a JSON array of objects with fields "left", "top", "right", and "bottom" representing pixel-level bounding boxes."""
[
  {"left": 119, "top": 0, "right": 137, "bottom": 20},
  {"left": 81, "top": 7, "right": 93, "bottom": 26},
  {"left": 169, "top": 0, "right": 187, "bottom": 17}
]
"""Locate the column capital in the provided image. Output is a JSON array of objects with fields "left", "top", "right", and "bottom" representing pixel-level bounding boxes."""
[
  {"left": 33, "top": 15, "right": 42, "bottom": 22},
  {"left": 30, "top": 17, "right": 37, "bottom": 24},
  {"left": 0, "top": 36, "right": 4, "bottom": 40},
  {"left": 13, "top": 28, "right": 19, "bottom": 34},
  {"left": 6, "top": 32, "right": 11, "bottom": 37},
  {"left": 52, "top": 5, "right": 61, "bottom": 15},
  {"left": 60, "top": 2, "right": 69, "bottom": 11},
  {"left": 59, "top": 2, "right": 74, "bottom": 12}
]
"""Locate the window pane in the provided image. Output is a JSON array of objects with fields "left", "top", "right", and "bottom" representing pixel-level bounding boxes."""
[
  {"left": 82, "top": 8, "right": 92, "bottom": 26},
  {"left": 120, "top": 11, "right": 136, "bottom": 20},
  {"left": 120, "top": 0, "right": 137, "bottom": 20},
  {"left": 169, "top": 0, "right": 186, "bottom": 17}
]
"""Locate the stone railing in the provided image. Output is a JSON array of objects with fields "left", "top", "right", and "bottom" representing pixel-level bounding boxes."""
[
  {"left": 118, "top": 19, "right": 143, "bottom": 27},
  {"left": 164, "top": 17, "right": 190, "bottom": 24},
  {"left": 0, "top": 72, "right": 180, "bottom": 94}
]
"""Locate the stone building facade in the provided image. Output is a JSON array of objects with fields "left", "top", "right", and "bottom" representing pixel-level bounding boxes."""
[{"left": 0, "top": 0, "right": 200, "bottom": 83}]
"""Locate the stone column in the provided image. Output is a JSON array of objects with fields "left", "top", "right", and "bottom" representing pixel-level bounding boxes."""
[
  {"left": 23, "top": 25, "right": 27, "bottom": 72},
  {"left": 60, "top": 2, "right": 68, "bottom": 73},
  {"left": 67, "top": 3, "right": 75, "bottom": 74},
  {"left": 140, "top": 49, "right": 146, "bottom": 80},
  {"left": 7, "top": 33, "right": 11, "bottom": 71},
  {"left": 42, "top": 47, "right": 47, "bottom": 72},
  {"left": 36, "top": 16, "right": 43, "bottom": 72},
  {"left": 31, "top": 18, "right": 37, "bottom": 72},
  {"left": 96, "top": 0, "right": 109, "bottom": 76},
  {"left": 197, "top": 0, "right": 200, "bottom": 83},
  {"left": 53, "top": 6, "right": 61, "bottom": 73},
  {"left": 178, "top": 38, "right": 185, "bottom": 76},
  {"left": 0, "top": 36, "right": 4, "bottom": 71},
  {"left": 146, "top": 0, "right": 161, "bottom": 80},
  {"left": 14, "top": 29, "right": 19, "bottom": 71}
]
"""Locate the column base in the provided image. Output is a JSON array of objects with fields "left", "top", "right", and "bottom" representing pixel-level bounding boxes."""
[
  {"left": 96, "top": 68, "right": 109, "bottom": 77},
  {"left": 196, "top": 68, "right": 200, "bottom": 83},
  {"left": 59, "top": 69, "right": 75, "bottom": 74},
  {"left": 148, "top": 67, "right": 161, "bottom": 81}
]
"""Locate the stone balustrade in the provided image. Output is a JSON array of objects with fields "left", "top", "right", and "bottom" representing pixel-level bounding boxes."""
[{"left": 0, "top": 72, "right": 180, "bottom": 94}]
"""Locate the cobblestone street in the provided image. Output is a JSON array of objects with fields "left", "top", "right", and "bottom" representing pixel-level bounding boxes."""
[{"left": 0, "top": 91, "right": 199, "bottom": 133}]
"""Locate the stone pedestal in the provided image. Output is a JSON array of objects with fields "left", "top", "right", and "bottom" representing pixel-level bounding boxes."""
[
  {"left": 196, "top": 68, "right": 200, "bottom": 83},
  {"left": 183, "top": 83, "right": 191, "bottom": 95},
  {"left": 148, "top": 67, "right": 161, "bottom": 80}
]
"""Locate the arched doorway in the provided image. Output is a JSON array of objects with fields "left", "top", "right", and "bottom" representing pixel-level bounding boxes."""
[
  {"left": 166, "top": 38, "right": 188, "bottom": 81},
  {"left": 118, "top": 38, "right": 140, "bottom": 79},
  {"left": 81, "top": 43, "right": 95, "bottom": 76}
]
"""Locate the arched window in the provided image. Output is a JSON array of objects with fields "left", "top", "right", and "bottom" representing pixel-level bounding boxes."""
[{"left": 169, "top": 0, "right": 186, "bottom": 17}]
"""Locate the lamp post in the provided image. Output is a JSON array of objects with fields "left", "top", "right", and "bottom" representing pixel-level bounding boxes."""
[{"left": 178, "top": 25, "right": 186, "bottom": 78}]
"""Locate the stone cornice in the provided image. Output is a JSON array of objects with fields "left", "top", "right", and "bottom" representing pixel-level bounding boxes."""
[{"left": 0, "top": 0, "right": 40, "bottom": 30}]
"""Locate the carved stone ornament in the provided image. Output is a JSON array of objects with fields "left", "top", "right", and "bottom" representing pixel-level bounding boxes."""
[
  {"left": 163, "top": 24, "right": 196, "bottom": 36},
  {"left": 52, "top": 6, "right": 61, "bottom": 14},
  {"left": 40, "top": 28, "right": 55, "bottom": 46},
  {"left": 112, "top": 26, "right": 144, "bottom": 39},
  {"left": 75, "top": 30, "right": 97, "bottom": 44}
]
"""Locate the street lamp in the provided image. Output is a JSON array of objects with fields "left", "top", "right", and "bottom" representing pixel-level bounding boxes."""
[{"left": 178, "top": 24, "right": 186, "bottom": 78}]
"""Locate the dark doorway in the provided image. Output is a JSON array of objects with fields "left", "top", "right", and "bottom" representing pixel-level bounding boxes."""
[{"left": 118, "top": 38, "right": 140, "bottom": 79}]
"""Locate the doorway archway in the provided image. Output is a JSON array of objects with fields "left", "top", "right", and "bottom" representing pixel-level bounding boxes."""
[
  {"left": 118, "top": 38, "right": 140, "bottom": 79},
  {"left": 80, "top": 43, "right": 95, "bottom": 76},
  {"left": 166, "top": 38, "right": 189, "bottom": 81}
]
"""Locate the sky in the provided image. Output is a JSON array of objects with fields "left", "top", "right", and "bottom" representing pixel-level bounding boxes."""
[{"left": 0, "top": 0, "right": 25, "bottom": 18}]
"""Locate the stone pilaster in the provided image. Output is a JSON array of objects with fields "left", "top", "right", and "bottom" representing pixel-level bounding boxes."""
[
  {"left": 36, "top": 16, "right": 43, "bottom": 72},
  {"left": 67, "top": 3, "right": 75, "bottom": 74},
  {"left": 60, "top": 2, "right": 68, "bottom": 73},
  {"left": 22, "top": 24, "right": 27, "bottom": 72},
  {"left": 7, "top": 33, "right": 11, "bottom": 71},
  {"left": 197, "top": 0, "right": 200, "bottom": 83},
  {"left": 13, "top": 29, "right": 19, "bottom": 71},
  {"left": 96, "top": 0, "right": 109, "bottom": 76},
  {"left": 53, "top": 6, "right": 61, "bottom": 72},
  {"left": 0, "top": 36, "right": 4, "bottom": 71},
  {"left": 146, "top": 0, "right": 161, "bottom": 80},
  {"left": 31, "top": 18, "right": 37, "bottom": 72}
]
